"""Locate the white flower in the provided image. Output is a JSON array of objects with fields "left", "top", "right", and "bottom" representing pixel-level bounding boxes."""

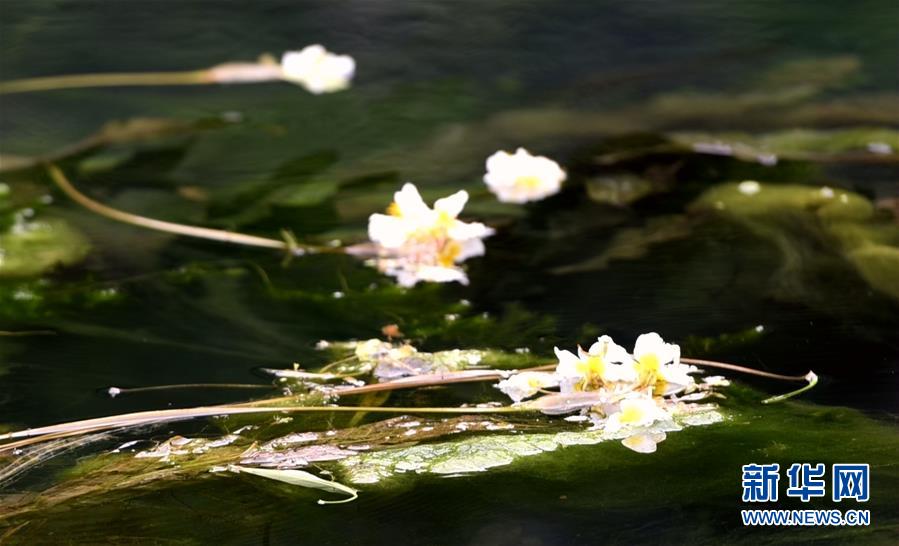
[
  {"left": 484, "top": 148, "right": 566, "bottom": 204},
  {"left": 632, "top": 332, "right": 696, "bottom": 394},
  {"left": 554, "top": 335, "right": 636, "bottom": 392},
  {"left": 496, "top": 371, "right": 560, "bottom": 402},
  {"left": 604, "top": 396, "right": 669, "bottom": 433},
  {"left": 367, "top": 183, "right": 494, "bottom": 287},
  {"left": 737, "top": 180, "right": 761, "bottom": 196},
  {"left": 280, "top": 45, "right": 355, "bottom": 94}
]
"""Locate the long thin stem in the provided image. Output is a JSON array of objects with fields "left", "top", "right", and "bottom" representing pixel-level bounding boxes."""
[
  {"left": 0, "top": 404, "right": 529, "bottom": 449},
  {"left": 106, "top": 383, "right": 275, "bottom": 397},
  {"left": 0, "top": 70, "right": 213, "bottom": 94},
  {"left": 46, "top": 164, "right": 334, "bottom": 255},
  {"left": 680, "top": 357, "right": 811, "bottom": 382}
]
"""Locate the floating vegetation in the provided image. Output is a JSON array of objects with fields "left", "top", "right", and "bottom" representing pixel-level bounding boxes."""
[
  {"left": 0, "top": 330, "right": 817, "bottom": 514},
  {"left": 339, "top": 405, "right": 724, "bottom": 483}
]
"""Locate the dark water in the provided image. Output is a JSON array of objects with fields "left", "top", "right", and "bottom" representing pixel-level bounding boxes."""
[{"left": 1, "top": 1, "right": 898, "bottom": 544}]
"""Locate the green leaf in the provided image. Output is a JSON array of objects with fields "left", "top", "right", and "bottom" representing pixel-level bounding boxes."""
[
  {"left": 0, "top": 217, "right": 91, "bottom": 278},
  {"left": 671, "top": 128, "right": 899, "bottom": 164},
  {"left": 690, "top": 182, "right": 899, "bottom": 301},
  {"left": 338, "top": 406, "right": 724, "bottom": 484}
]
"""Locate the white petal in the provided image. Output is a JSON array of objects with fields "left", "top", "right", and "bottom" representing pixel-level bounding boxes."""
[
  {"left": 496, "top": 371, "right": 559, "bottom": 402},
  {"left": 554, "top": 347, "right": 583, "bottom": 380},
  {"left": 455, "top": 238, "right": 486, "bottom": 262},
  {"left": 448, "top": 220, "right": 494, "bottom": 242},
  {"left": 367, "top": 214, "right": 409, "bottom": 248},
  {"left": 393, "top": 183, "right": 432, "bottom": 219},
  {"left": 633, "top": 332, "right": 680, "bottom": 365},
  {"left": 281, "top": 46, "right": 324, "bottom": 78},
  {"left": 415, "top": 265, "right": 469, "bottom": 285},
  {"left": 433, "top": 190, "right": 469, "bottom": 218},
  {"left": 621, "top": 433, "right": 666, "bottom": 454}
]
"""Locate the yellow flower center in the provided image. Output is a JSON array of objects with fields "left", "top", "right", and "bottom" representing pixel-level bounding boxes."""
[
  {"left": 435, "top": 210, "right": 455, "bottom": 228},
  {"left": 387, "top": 201, "right": 402, "bottom": 217},
  {"left": 437, "top": 240, "right": 461, "bottom": 267},
  {"left": 636, "top": 353, "right": 668, "bottom": 395},
  {"left": 575, "top": 355, "right": 605, "bottom": 390},
  {"left": 618, "top": 403, "right": 647, "bottom": 424},
  {"left": 515, "top": 175, "right": 543, "bottom": 189}
]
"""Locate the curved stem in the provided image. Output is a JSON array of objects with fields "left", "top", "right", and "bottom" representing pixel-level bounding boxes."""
[
  {"left": 0, "top": 70, "right": 213, "bottom": 94},
  {"left": 46, "top": 164, "right": 335, "bottom": 255},
  {"left": 680, "top": 357, "right": 811, "bottom": 382},
  {"left": 761, "top": 372, "right": 819, "bottom": 404}
]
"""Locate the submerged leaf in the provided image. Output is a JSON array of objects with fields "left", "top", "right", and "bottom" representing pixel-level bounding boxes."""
[
  {"left": 0, "top": 217, "right": 91, "bottom": 277},
  {"left": 227, "top": 465, "right": 358, "bottom": 505},
  {"left": 691, "top": 182, "right": 899, "bottom": 301},
  {"left": 672, "top": 128, "right": 899, "bottom": 164},
  {"left": 338, "top": 405, "right": 724, "bottom": 484}
]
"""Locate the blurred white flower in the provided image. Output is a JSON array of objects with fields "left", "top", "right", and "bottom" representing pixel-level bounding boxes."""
[
  {"left": 554, "top": 335, "right": 636, "bottom": 392},
  {"left": 632, "top": 332, "right": 696, "bottom": 394},
  {"left": 497, "top": 371, "right": 560, "bottom": 402},
  {"left": 737, "top": 180, "right": 761, "bottom": 195},
  {"left": 484, "top": 148, "right": 566, "bottom": 203},
  {"left": 280, "top": 45, "right": 355, "bottom": 94},
  {"left": 367, "top": 183, "right": 494, "bottom": 286}
]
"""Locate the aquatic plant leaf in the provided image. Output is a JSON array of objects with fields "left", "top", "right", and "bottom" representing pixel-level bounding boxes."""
[
  {"left": 338, "top": 406, "right": 724, "bottom": 484},
  {"left": 671, "top": 128, "right": 899, "bottom": 164},
  {"left": 206, "top": 151, "right": 339, "bottom": 230},
  {"left": 0, "top": 218, "right": 90, "bottom": 277},
  {"left": 584, "top": 174, "right": 656, "bottom": 206},
  {"left": 691, "top": 182, "right": 899, "bottom": 301},
  {"left": 552, "top": 215, "right": 692, "bottom": 274},
  {"left": 0, "top": 117, "right": 222, "bottom": 174},
  {"left": 756, "top": 55, "right": 861, "bottom": 90},
  {"left": 847, "top": 244, "right": 899, "bottom": 300},
  {"left": 227, "top": 465, "right": 358, "bottom": 504}
]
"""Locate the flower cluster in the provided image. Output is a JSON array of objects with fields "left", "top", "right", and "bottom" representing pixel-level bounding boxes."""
[
  {"left": 497, "top": 332, "right": 714, "bottom": 453},
  {"left": 367, "top": 183, "right": 494, "bottom": 286}
]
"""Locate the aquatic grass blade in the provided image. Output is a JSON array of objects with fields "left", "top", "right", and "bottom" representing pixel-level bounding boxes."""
[{"left": 228, "top": 465, "right": 358, "bottom": 505}]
